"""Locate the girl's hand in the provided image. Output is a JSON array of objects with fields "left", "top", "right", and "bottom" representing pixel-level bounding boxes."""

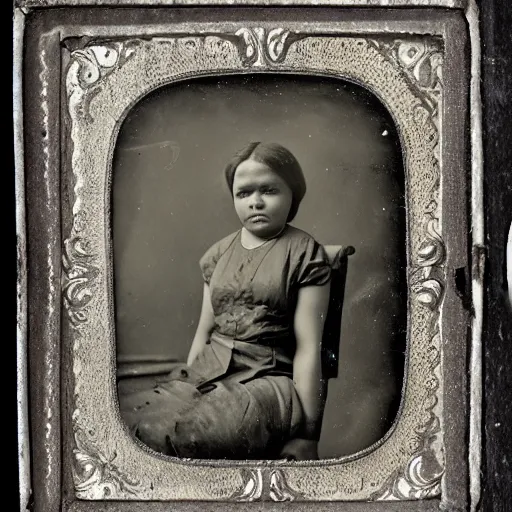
[{"left": 280, "top": 438, "right": 319, "bottom": 461}]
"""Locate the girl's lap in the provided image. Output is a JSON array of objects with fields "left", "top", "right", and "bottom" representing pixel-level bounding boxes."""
[
  {"left": 173, "top": 375, "right": 303, "bottom": 459},
  {"left": 120, "top": 371, "right": 303, "bottom": 459}
]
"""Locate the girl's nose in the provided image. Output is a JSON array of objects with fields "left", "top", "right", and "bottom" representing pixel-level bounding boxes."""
[{"left": 250, "top": 192, "right": 264, "bottom": 209}]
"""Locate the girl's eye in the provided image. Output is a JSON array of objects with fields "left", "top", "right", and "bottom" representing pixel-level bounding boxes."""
[
  {"left": 263, "top": 188, "right": 278, "bottom": 195},
  {"left": 236, "top": 191, "right": 250, "bottom": 198}
]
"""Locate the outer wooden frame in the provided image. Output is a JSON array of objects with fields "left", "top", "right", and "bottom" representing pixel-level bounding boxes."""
[{"left": 15, "top": 3, "right": 479, "bottom": 512}]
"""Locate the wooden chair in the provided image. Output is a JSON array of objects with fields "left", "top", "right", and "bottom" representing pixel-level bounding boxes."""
[
  {"left": 278, "top": 244, "right": 354, "bottom": 460},
  {"left": 321, "top": 245, "right": 355, "bottom": 381}
]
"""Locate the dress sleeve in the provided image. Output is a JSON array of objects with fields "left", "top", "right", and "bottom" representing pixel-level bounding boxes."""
[
  {"left": 295, "top": 237, "right": 332, "bottom": 287},
  {"left": 198, "top": 232, "right": 238, "bottom": 284},
  {"left": 199, "top": 242, "right": 220, "bottom": 285}
]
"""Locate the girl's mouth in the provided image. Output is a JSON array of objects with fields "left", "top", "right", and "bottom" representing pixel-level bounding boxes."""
[{"left": 248, "top": 215, "right": 269, "bottom": 223}]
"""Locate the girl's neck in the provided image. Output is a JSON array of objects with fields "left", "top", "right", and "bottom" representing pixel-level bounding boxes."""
[{"left": 240, "top": 225, "right": 287, "bottom": 249}]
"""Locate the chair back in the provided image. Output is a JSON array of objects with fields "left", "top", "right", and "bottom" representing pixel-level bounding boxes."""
[{"left": 321, "top": 245, "right": 355, "bottom": 380}]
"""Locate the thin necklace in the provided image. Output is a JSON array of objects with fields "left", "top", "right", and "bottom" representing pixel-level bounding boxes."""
[{"left": 247, "top": 238, "right": 279, "bottom": 283}]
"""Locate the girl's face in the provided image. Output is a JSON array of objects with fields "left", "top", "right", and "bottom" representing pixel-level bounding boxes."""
[{"left": 232, "top": 159, "right": 293, "bottom": 239}]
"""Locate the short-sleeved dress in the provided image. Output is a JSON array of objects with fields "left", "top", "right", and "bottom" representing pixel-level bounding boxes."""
[{"left": 119, "top": 225, "right": 331, "bottom": 459}]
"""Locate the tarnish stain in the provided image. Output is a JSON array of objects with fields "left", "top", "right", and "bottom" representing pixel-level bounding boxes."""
[
  {"left": 72, "top": 174, "right": 84, "bottom": 218},
  {"left": 46, "top": 415, "right": 53, "bottom": 478},
  {"left": 472, "top": 244, "right": 486, "bottom": 286},
  {"left": 48, "top": 243, "right": 55, "bottom": 318},
  {"left": 45, "top": 359, "right": 54, "bottom": 483},
  {"left": 39, "top": 49, "right": 51, "bottom": 198},
  {"left": 40, "top": 45, "right": 57, "bottom": 486},
  {"left": 74, "top": 355, "right": 82, "bottom": 397}
]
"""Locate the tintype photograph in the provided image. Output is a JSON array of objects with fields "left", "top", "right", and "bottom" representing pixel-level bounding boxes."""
[
  {"left": 114, "top": 75, "right": 406, "bottom": 462},
  {"left": 15, "top": 2, "right": 492, "bottom": 511}
]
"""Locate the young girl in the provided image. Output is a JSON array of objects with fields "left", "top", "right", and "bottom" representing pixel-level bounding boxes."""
[{"left": 119, "top": 142, "right": 332, "bottom": 461}]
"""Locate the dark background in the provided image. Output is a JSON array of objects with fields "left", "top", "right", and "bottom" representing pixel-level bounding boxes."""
[
  {"left": 479, "top": 0, "right": 512, "bottom": 510},
  {"left": 112, "top": 74, "right": 407, "bottom": 459}
]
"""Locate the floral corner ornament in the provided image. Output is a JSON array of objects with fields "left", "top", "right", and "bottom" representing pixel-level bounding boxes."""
[{"left": 73, "top": 427, "right": 142, "bottom": 499}]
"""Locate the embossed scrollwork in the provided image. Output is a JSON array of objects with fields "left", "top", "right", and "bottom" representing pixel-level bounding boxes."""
[
  {"left": 369, "top": 37, "right": 443, "bottom": 174},
  {"left": 415, "top": 278, "right": 443, "bottom": 308},
  {"left": 232, "top": 467, "right": 301, "bottom": 502},
  {"left": 231, "top": 468, "right": 264, "bottom": 502},
  {"left": 73, "top": 427, "right": 142, "bottom": 499},
  {"left": 369, "top": 38, "right": 443, "bottom": 116},
  {"left": 372, "top": 442, "right": 444, "bottom": 500},
  {"left": 67, "top": 42, "right": 139, "bottom": 122},
  {"left": 269, "top": 469, "right": 300, "bottom": 501},
  {"left": 74, "top": 45, "right": 119, "bottom": 88},
  {"left": 234, "top": 28, "right": 302, "bottom": 67},
  {"left": 373, "top": 341, "right": 443, "bottom": 500},
  {"left": 62, "top": 236, "right": 99, "bottom": 326},
  {"left": 366, "top": 36, "right": 445, "bottom": 501},
  {"left": 412, "top": 219, "right": 445, "bottom": 308},
  {"left": 370, "top": 37, "right": 446, "bottom": 310},
  {"left": 412, "top": 218, "right": 446, "bottom": 309},
  {"left": 417, "top": 218, "right": 445, "bottom": 267}
]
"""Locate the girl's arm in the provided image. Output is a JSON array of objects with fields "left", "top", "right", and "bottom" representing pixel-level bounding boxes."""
[
  {"left": 186, "top": 283, "right": 215, "bottom": 366},
  {"left": 288, "top": 282, "right": 330, "bottom": 456}
]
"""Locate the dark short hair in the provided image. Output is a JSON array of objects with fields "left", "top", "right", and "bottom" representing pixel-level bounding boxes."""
[{"left": 224, "top": 142, "right": 306, "bottom": 222}]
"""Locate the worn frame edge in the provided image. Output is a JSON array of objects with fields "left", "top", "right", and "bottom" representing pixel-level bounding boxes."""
[
  {"left": 15, "top": 0, "right": 470, "bottom": 10},
  {"left": 22, "top": 16, "right": 64, "bottom": 512},
  {"left": 15, "top": 7, "right": 31, "bottom": 512},
  {"left": 14, "top": 5, "right": 482, "bottom": 512},
  {"left": 466, "top": 1, "right": 484, "bottom": 512}
]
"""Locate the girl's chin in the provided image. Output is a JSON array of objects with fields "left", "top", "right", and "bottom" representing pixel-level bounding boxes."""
[{"left": 245, "top": 224, "right": 284, "bottom": 239}]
